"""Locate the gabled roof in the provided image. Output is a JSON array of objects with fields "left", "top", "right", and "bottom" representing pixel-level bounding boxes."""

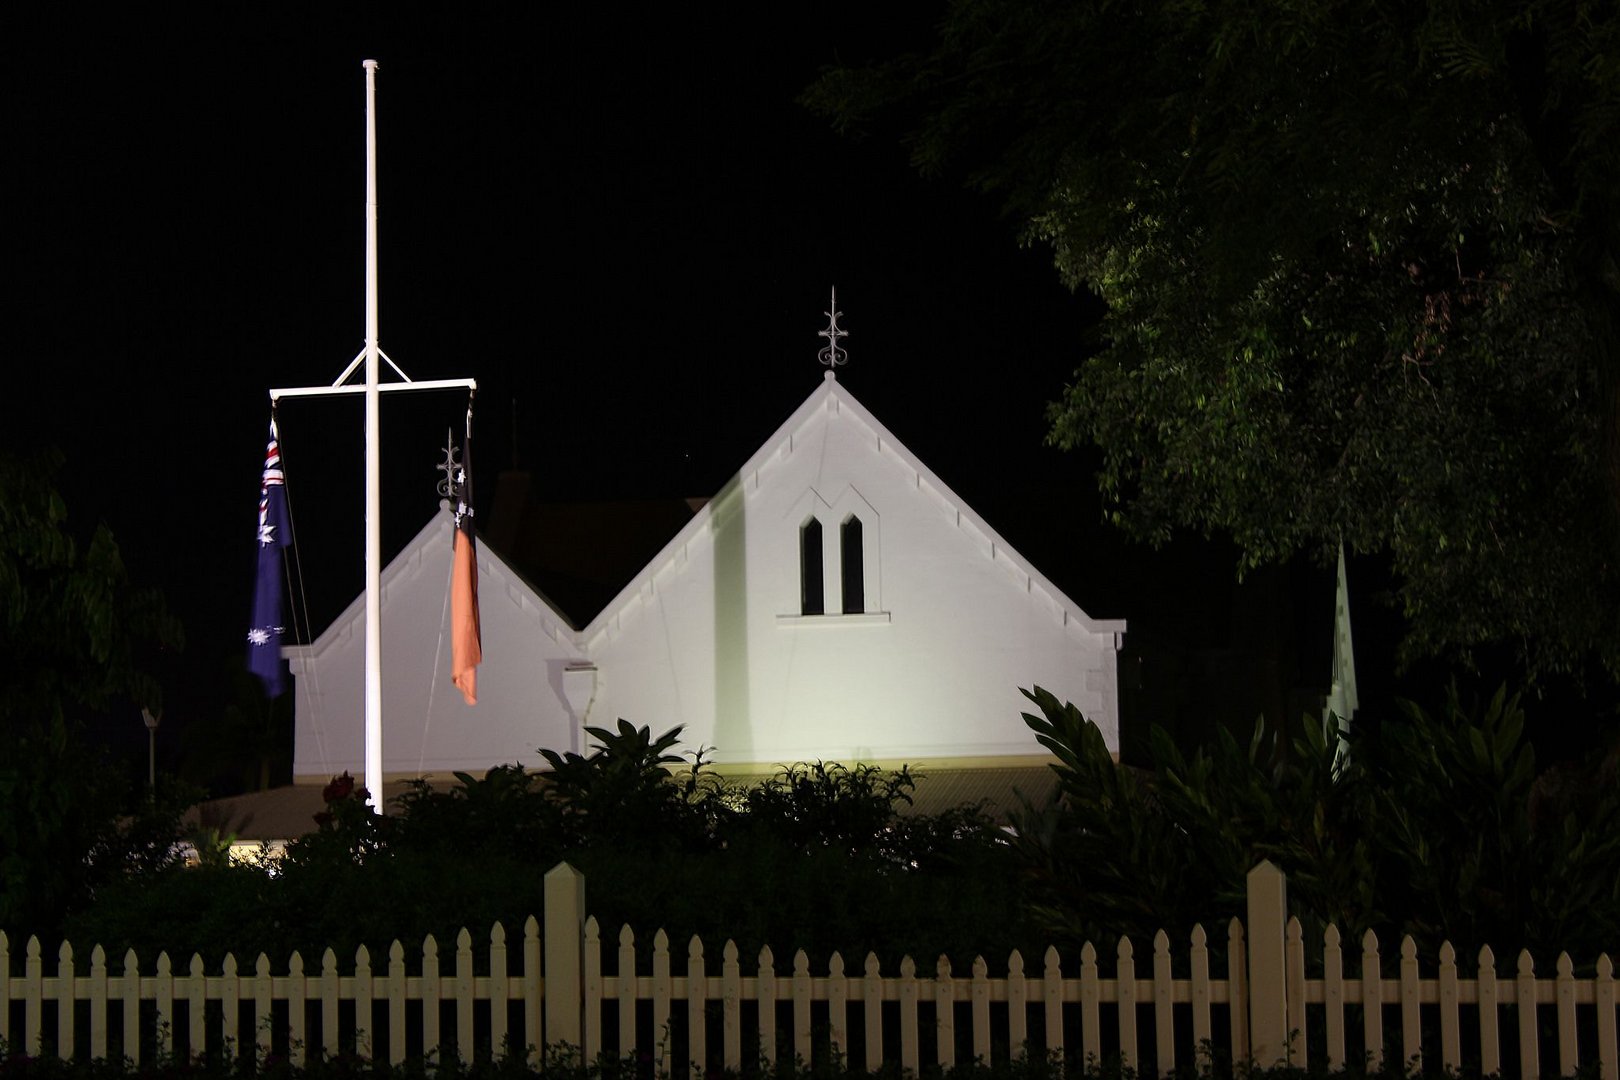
[
  {"left": 580, "top": 373, "right": 1126, "bottom": 648},
  {"left": 285, "top": 503, "right": 577, "bottom": 661}
]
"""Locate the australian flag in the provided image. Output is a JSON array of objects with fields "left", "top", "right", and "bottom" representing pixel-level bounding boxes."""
[{"left": 247, "top": 417, "right": 291, "bottom": 696}]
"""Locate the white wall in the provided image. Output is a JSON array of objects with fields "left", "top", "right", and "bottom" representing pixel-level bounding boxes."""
[
  {"left": 288, "top": 511, "right": 587, "bottom": 781},
  {"left": 581, "top": 380, "right": 1122, "bottom": 766},
  {"left": 288, "top": 381, "right": 1124, "bottom": 781}
]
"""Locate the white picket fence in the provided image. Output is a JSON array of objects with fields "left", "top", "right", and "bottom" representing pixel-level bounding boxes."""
[{"left": 2, "top": 862, "right": 1616, "bottom": 1077}]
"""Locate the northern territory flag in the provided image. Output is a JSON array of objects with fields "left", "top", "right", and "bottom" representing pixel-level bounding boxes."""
[{"left": 451, "top": 410, "right": 482, "bottom": 705}]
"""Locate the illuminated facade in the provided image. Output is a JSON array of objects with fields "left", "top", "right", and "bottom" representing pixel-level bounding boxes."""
[{"left": 286, "top": 374, "right": 1125, "bottom": 782}]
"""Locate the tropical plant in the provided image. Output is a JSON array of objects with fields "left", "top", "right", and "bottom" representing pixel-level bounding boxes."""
[
  {"left": 1017, "top": 683, "right": 1620, "bottom": 966},
  {"left": 64, "top": 723, "right": 1029, "bottom": 971}
]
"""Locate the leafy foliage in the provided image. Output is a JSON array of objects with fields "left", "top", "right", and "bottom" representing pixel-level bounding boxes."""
[
  {"left": 534, "top": 719, "right": 725, "bottom": 851},
  {"left": 0, "top": 451, "right": 189, "bottom": 936},
  {"left": 54, "top": 688, "right": 1619, "bottom": 980},
  {"left": 181, "top": 656, "right": 295, "bottom": 793},
  {"left": 806, "top": 0, "right": 1620, "bottom": 676},
  {"left": 1017, "top": 684, "right": 1620, "bottom": 966},
  {"left": 0, "top": 451, "right": 181, "bottom": 728},
  {"left": 66, "top": 724, "right": 1029, "bottom": 972}
]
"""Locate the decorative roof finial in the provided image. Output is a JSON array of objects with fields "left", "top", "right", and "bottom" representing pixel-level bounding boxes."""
[
  {"left": 817, "top": 287, "right": 848, "bottom": 373},
  {"left": 436, "top": 427, "right": 464, "bottom": 502}
]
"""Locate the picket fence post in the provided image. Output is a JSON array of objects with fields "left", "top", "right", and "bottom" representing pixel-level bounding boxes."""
[
  {"left": 544, "top": 861, "right": 586, "bottom": 1051},
  {"left": 287, "top": 951, "right": 306, "bottom": 1068},
  {"left": 1246, "top": 860, "right": 1289, "bottom": 1067},
  {"left": 1596, "top": 954, "right": 1616, "bottom": 1080},
  {"left": 24, "top": 936, "right": 42, "bottom": 1057},
  {"left": 121, "top": 949, "right": 140, "bottom": 1066},
  {"left": 57, "top": 941, "right": 74, "bottom": 1060},
  {"left": 89, "top": 944, "right": 107, "bottom": 1061},
  {"left": 0, "top": 933, "right": 10, "bottom": 1047}
]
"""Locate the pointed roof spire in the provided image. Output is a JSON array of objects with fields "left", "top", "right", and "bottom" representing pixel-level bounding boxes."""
[{"left": 817, "top": 287, "right": 848, "bottom": 376}]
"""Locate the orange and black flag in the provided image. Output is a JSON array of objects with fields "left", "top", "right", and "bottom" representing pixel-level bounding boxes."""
[{"left": 451, "top": 402, "right": 482, "bottom": 705}]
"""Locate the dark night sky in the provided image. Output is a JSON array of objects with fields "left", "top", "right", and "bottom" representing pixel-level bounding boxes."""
[
  {"left": 6, "top": 7, "right": 1358, "bottom": 785},
  {"left": 4, "top": 8, "right": 1166, "bottom": 769}
]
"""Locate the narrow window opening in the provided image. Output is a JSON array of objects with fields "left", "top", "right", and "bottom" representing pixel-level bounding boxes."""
[
  {"left": 800, "top": 519, "right": 824, "bottom": 615},
  {"left": 841, "top": 516, "right": 864, "bottom": 614}
]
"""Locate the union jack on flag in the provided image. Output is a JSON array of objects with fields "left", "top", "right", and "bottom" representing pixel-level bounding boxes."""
[{"left": 247, "top": 417, "right": 291, "bottom": 696}]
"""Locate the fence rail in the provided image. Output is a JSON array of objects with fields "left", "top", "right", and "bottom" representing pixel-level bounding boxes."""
[{"left": 1, "top": 862, "right": 1614, "bottom": 1078}]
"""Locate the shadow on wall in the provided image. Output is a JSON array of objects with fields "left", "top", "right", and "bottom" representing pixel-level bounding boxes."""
[{"left": 712, "top": 475, "right": 751, "bottom": 762}]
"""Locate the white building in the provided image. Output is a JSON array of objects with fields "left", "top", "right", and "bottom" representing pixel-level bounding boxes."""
[{"left": 242, "top": 370, "right": 1124, "bottom": 835}]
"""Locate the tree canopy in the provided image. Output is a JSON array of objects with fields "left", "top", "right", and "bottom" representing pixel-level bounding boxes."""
[
  {"left": 807, "top": 0, "right": 1620, "bottom": 677},
  {"left": 0, "top": 451, "right": 186, "bottom": 933},
  {"left": 0, "top": 451, "right": 181, "bottom": 728}
]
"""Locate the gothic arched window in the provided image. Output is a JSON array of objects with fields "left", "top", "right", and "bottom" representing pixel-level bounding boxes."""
[
  {"left": 841, "top": 516, "right": 864, "bottom": 614},
  {"left": 800, "top": 518, "right": 824, "bottom": 616}
]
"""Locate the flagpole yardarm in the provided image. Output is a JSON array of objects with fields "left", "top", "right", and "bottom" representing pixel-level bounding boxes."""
[{"left": 270, "top": 378, "right": 477, "bottom": 402}]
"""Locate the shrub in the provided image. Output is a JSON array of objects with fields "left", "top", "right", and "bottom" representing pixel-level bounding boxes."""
[
  {"left": 63, "top": 724, "right": 1031, "bottom": 972},
  {"left": 1016, "top": 683, "right": 1620, "bottom": 967}
]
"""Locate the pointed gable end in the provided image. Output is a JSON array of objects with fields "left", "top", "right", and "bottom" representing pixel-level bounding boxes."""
[
  {"left": 286, "top": 506, "right": 588, "bottom": 782},
  {"left": 578, "top": 374, "right": 1126, "bottom": 768}
]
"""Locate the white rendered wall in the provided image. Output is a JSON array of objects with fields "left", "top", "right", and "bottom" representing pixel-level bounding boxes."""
[
  {"left": 289, "top": 511, "right": 586, "bottom": 781},
  {"left": 582, "top": 382, "right": 1122, "bottom": 766}
]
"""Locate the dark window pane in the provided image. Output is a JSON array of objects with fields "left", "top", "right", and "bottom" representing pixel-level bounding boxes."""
[
  {"left": 841, "top": 517, "right": 864, "bottom": 614},
  {"left": 800, "top": 519, "right": 824, "bottom": 615}
]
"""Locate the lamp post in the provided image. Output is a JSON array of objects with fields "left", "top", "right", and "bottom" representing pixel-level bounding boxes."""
[{"left": 141, "top": 707, "right": 160, "bottom": 796}]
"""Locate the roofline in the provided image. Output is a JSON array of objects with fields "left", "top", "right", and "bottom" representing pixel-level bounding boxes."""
[
  {"left": 284, "top": 505, "right": 578, "bottom": 663},
  {"left": 579, "top": 373, "right": 1126, "bottom": 646}
]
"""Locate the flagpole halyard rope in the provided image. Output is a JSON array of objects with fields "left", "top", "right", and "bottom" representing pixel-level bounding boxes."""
[
  {"left": 274, "top": 420, "right": 334, "bottom": 778},
  {"left": 420, "top": 537, "right": 454, "bottom": 778}
]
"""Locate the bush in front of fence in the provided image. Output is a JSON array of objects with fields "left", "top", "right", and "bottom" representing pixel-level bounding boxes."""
[
  {"left": 1015, "top": 683, "right": 1620, "bottom": 972},
  {"left": 38, "top": 681, "right": 1620, "bottom": 991},
  {"left": 60, "top": 723, "right": 1034, "bottom": 976}
]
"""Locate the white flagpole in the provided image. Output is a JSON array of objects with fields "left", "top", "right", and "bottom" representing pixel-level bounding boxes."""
[
  {"left": 266, "top": 62, "right": 476, "bottom": 813},
  {"left": 363, "top": 58, "right": 384, "bottom": 813}
]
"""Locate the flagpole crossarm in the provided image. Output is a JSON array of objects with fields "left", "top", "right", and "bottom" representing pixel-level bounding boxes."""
[
  {"left": 378, "top": 349, "right": 411, "bottom": 382},
  {"left": 269, "top": 377, "right": 478, "bottom": 403},
  {"left": 323, "top": 344, "right": 415, "bottom": 393},
  {"left": 331, "top": 347, "right": 368, "bottom": 388}
]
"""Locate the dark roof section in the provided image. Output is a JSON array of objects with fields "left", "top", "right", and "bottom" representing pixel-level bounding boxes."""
[{"left": 485, "top": 468, "right": 702, "bottom": 626}]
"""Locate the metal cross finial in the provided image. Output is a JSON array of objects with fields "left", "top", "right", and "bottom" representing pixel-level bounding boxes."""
[
  {"left": 436, "top": 428, "right": 463, "bottom": 501},
  {"left": 817, "top": 287, "right": 848, "bottom": 370}
]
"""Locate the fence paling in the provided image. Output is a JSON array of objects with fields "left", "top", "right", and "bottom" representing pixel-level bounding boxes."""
[
  {"left": 1041, "top": 946, "right": 1061, "bottom": 1062},
  {"left": 388, "top": 940, "right": 406, "bottom": 1065},
  {"left": 1080, "top": 940, "right": 1100, "bottom": 1063},
  {"left": 898, "top": 953, "right": 918, "bottom": 1072},
  {"left": 724, "top": 940, "right": 744, "bottom": 1070},
  {"left": 3, "top": 860, "right": 1617, "bottom": 1080},
  {"left": 864, "top": 952, "right": 885, "bottom": 1071},
  {"left": 1154, "top": 930, "right": 1174, "bottom": 1073},
  {"left": 1601, "top": 956, "right": 1620, "bottom": 1077}
]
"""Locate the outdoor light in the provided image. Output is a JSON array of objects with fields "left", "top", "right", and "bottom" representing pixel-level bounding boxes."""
[{"left": 141, "top": 706, "right": 161, "bottom": 794}]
